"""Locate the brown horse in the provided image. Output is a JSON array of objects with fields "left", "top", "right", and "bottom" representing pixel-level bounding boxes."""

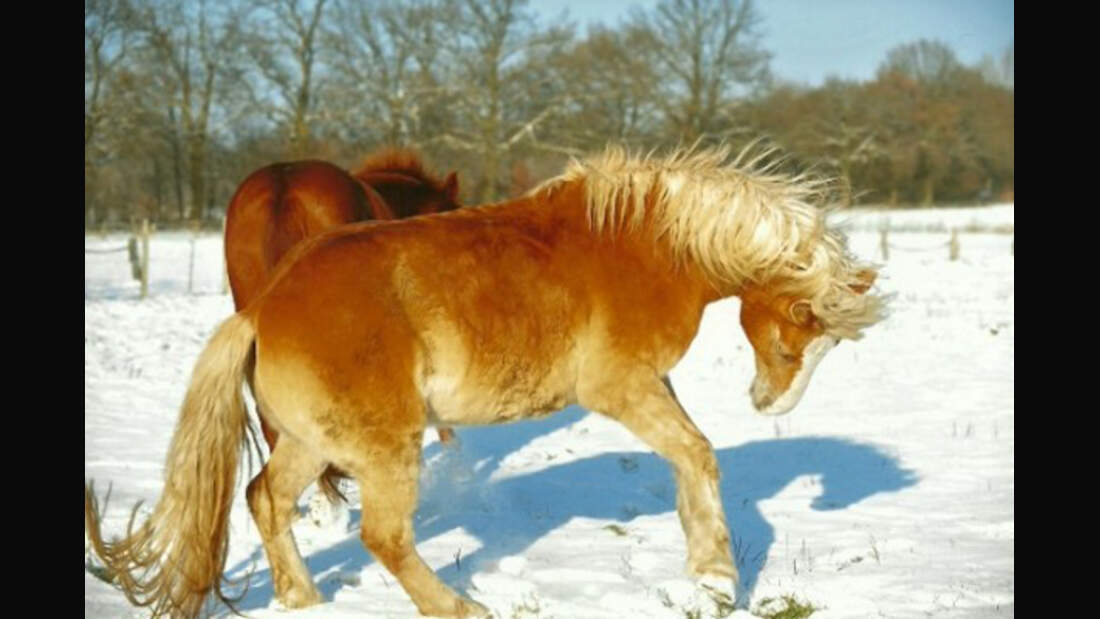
[
  {"left": 224, "top": 148, "right": 460, "bottom": 316},
  {"left": 86, "top": 144, "right": 885, "bottom": 618},
  {"left": 223, "top": 148, "right": 462, "bottom": 502}
]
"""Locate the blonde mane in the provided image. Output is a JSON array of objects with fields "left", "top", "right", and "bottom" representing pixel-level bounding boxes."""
[{"left": 535, "top": 143, "right": 885, "bottom": 339}]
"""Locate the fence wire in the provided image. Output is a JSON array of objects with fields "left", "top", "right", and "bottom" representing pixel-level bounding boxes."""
[{"left": 885, "top": 241, "right": 950, "bottom": 252}]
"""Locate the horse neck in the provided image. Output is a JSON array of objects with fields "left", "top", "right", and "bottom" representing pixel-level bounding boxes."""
[
  {"left": 356, "top": 170, "right": 444, "bottom": 218},
  {"left": 372, "top": 182, "right": 431, "bottom": 218},
  {"left": 529, "top": 180, "right": 720, "bottom": 304}
]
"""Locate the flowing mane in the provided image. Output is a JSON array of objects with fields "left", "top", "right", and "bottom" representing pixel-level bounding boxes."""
[
  {"left": 351, "top": 147, "right": 451, "bottom": 194},
  {"left": 534, "top": 144, "right": 885, "bottom": 339}
]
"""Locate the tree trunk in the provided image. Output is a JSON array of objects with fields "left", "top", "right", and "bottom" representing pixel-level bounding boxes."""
[
  {"left": 292, "top": 107, "right": 309, "bottom": 157},
  {"left": 153, "top": 157, "right": 164, "bottom": 220},
  {"left": 169, "top": 108, "right": 186, "bottom": 221},
  {"left": 480, "top": 73, "right": 502, "bottom": 203},
  {"left": 187, "top": 134, "right": 207, "bottom": 222}
]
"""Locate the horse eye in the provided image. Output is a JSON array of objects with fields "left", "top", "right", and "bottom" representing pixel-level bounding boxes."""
[{"left": 774, "top": 342, "right": 798, "bottom": 362}]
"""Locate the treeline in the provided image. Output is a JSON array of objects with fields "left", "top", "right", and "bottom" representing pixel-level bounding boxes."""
[{"left": 85, "top": 0, "right": 1014, "bottom": 227}]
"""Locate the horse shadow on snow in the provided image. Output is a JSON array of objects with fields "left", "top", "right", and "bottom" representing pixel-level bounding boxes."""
[{"left": 226, "top": 406, "right": 917, "bottom": 611}]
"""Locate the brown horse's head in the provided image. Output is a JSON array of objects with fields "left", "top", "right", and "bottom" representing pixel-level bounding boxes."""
[
  {"left": 739, "top": 269, "right": 877, "bottom": 415},
  {"left": 352, "top": 148, "right": 461, "bottom": 220}
]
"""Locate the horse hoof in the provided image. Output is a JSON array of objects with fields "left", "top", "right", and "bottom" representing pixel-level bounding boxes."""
[
  {"left": 280, "top": 587, "right": 323, "bottom": 609},
  {"left": 417, "top": 596, "right": 489, "bottom": 618}
]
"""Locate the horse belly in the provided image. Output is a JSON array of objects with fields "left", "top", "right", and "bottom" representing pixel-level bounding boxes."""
[{"left": 422, "top": 364, "right": 574, "bottom": 426}]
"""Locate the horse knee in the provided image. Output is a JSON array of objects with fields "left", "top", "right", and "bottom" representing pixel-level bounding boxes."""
[
  {"left": 245, "top": 474, "right": 265, "bottom": 509},
  {"left": 247, "top": 471, "right": 296, "bottom": 530},
  {"left": 246, "top": 474, "right": 274, "bottom": 522},
  {"left": 683, "top": 435, "right": 720, "bottom": 480}
]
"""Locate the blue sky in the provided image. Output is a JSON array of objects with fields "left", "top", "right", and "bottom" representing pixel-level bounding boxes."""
[{"left": 530, "top": 0, "right": 1014, "bottom": 87}]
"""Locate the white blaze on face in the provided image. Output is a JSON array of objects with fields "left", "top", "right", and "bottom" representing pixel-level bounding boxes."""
[{"left": 754, "top": 335, "right": 837, "bottom": 416}]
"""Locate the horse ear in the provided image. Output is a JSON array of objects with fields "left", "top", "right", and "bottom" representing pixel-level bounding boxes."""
[
  {"left": 444, "top": 172, "right": 459, "bottom": 202},
  {"left": 849, "top": 269, "right": 877, "bottom": 294},
  {"left": 788, "top": 300, "right": 814, "bottom": 326}
]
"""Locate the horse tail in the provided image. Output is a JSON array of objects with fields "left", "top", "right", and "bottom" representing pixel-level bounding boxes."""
[{"left": 85, "top": 312, "right": 258, "bottom": 618}]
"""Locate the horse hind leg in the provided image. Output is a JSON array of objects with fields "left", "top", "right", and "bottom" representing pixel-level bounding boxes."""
[
  {"left": 246, "top": 434, "right": 327, "bottom": 609},
  {"left": 244, "top": 362, "right": 281, "bottom": 454},
  {"left": 342, "top": 417, "right": 488, "bottom": 618}
]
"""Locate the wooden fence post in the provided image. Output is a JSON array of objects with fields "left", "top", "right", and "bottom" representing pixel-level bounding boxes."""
[
  {"left": 127, "top": 236, "right": 142, "bottom": 281},
  {"left": 188, "top": 219, "right": 200, "bottom": 295},
  {"left": 949, "top": 229, "right": 960, "bottom": 261},
  {"left": 879, "top": 228, "right": 889, "bottom": 261},
  {"left": 222, "top": 215, "right": 230, "bottom": 295},
  {"left": 140, "top": 219, "right": 150, "bottom": 299}
]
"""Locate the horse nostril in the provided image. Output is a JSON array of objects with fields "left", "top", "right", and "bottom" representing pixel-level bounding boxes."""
[{"left": 750, "top": 388, "right": 774, "bottom": 409}]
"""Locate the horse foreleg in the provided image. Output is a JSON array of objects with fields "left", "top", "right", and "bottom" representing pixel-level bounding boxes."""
[
  {"left": 579, "top": 367, "right": 737, "bottom": 590},
  {"left": 246, "top": 436, "right": 327, "bottom": 609},
  {"left": 349, "top": 427, "right": 488, "bottom": 618}
]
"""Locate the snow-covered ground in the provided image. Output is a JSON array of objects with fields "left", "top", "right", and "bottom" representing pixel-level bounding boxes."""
[{"left": 85, "top": 206, "right": 1014, "bottom": 618}]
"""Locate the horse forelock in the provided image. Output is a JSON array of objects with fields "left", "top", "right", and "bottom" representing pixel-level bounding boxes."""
[{"left": 534, "top": 143, "right": 886, "bottom": 338}]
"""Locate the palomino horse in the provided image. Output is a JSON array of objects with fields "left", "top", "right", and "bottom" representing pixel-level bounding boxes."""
[
  {"left": 85, "top": 145, "right": 884, "bottom": 618},
  {"left": 224, "top": 148, "right": 462, "bottom": 502}
]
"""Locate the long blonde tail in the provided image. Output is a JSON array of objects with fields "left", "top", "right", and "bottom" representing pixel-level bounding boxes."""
[{"left": 85, "top": 312, "right": 257, "bottom": 618}]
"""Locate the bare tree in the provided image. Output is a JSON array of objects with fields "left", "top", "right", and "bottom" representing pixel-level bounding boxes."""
[
  {"left": 543, "top": 25, "right": 663, "bottom": 150},
  {"left": 630, "top": 0, "right": 771, "bottom": 142},
  {"left": 437, "top": 0, "right": 574, "bottom": 201},
  {"left": 86, "top": 0, "right": 135, "bottom": 223},
  {"left": 324, "top": 0, "right": 453, "bottom": 148},
  {"left": 877, "top": 39, "right": 963, "bottom": 88},
  {"left": 245, "top": 0, "right": 328, "bottom": 157},
  {"left": 978, "top": 40, "right": 1013, "bottom": 90},
  {"left": 86, "top": 0, "right": 134, "bottom": 159},
  {"left": 84, "top": 1, "right": 1010, "bottom": 219},
  {"left": 136, "top": 0, "right": 247, "bottom": 221}
]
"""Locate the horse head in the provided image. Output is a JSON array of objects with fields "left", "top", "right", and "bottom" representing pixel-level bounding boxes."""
[
  {"left": 353, "top": 149, "right": 462, "bottom": 219},
  {"left": 739, "top": 268, "right": 877, "bottom": 415}
]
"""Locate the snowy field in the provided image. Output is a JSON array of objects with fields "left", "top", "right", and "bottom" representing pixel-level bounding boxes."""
[{"left": 85, "top": 206, "right": 1014, "bottom": 618}]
